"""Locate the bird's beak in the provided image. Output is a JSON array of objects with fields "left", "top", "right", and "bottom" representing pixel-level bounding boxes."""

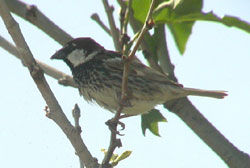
[{"left": 51, "top": 50, "right": 66, "bottom": 60}]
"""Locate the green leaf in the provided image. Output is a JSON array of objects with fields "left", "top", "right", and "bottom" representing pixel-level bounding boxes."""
[
  {"left": 167, "top": 22, "right": 194, "bottom": 54},
  {"left": 131, "top": 0, "right": 168, "bottom": 23},
  {"left": 153, "top": 0, "right": 203, "bottom": 54},
  {"left": 101, "top": 149, "right": 132, "bottom": 167},
  {"left": 111, "top": 151, "right": 132, "bottom": 166},
  {"left": 141, "top": 109, "right": 167, "bottom": 136},
  {"left": 172, "top": 0, "right": 202, "bottom": 15},
  {"left": 131, "top": 0, "right": 151, "bottom": 22},
  {"left": 173, "top": 12, "right": 250, "bottom": 34}
]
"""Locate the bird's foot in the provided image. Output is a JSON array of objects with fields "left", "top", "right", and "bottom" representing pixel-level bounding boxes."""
[{"left": 105, "top": 118, "right": 125, "bottom": 136}]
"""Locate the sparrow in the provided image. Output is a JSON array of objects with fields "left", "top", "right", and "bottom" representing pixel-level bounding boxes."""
[{"left": 51, "top": 37, "right": 227, "bottom": 115}]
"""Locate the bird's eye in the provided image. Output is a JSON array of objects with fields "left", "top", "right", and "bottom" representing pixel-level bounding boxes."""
[{"left": 82, "top": 49, "right": 88, "bottom": 55}]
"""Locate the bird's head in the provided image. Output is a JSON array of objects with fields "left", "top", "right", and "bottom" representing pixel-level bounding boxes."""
[{"left": 51, "top": 37, "right": 104, "bottom": 69}]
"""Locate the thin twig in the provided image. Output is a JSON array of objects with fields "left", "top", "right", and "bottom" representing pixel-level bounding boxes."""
[
  {"left": 102, "top": 0, "right": 121, "bottom": 51},
  {"left": 120, "top": 0, "right": 132, "bottom": 39},
  {"left": 117, "top": 0, "right": 164, "bottom": 73},
  {"left": 119, "top": 0, "right": 132, "bottom": 101},
  {"left": 121, "top": 0, "right": 156, "bottom": 99},
  {"left": 101, "top": 1, "right": 128, "bottom": 167},
  {"left": 0, "top": 1, "right": 97, "bottom": 168},
  {"left": 91, "top": 13, "right": 111, "bottom": 36},
  {"left": 102, "top": 118, "right": 122, "bottom": 168},
  {"left": 117, "top": 0, "right": 127, "bottom": 9},
  {"left": 120, "top": 0, "right": 132, "bottom": 54},
  {"left": 72, "top": 104, "right": 84, "bottom": 168},
  {"left": 102, "top": 106, "right": 124, "bottom": 168},
  {"left": 127, "top": 0, "right": 155, "bottom": 60}
]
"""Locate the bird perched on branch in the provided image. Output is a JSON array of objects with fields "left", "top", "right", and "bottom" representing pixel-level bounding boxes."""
[{"left": 51, "top": 37, "right": 227, "bottom": 115}]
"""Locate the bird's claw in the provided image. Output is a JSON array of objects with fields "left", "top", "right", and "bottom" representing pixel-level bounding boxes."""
[{"left": 105, "top": 119, "right": 125, "bottom": 136}]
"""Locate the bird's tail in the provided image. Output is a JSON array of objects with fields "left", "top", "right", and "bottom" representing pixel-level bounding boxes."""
[{"left": 183, "top": 88, "right": 228, "bottom": 99}]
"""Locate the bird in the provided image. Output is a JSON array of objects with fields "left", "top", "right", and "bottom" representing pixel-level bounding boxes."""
[{"left": 51, "top": 37, "right": 227, "bottom": 115}]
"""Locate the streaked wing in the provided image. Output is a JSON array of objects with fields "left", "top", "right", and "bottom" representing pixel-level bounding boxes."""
[
  {"left": 103, "top": 51, "right": 183, "bottom": 100},
  {"left": 103, "top": 50, "right": 181, "bottom": 87}
]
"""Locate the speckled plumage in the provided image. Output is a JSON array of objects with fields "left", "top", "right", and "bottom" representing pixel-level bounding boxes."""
[{"left": 51, "top": 37, "right": 227, "bottom": 115}]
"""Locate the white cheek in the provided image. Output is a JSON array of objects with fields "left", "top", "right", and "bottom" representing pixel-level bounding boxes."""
[
  {"left": 67, "top": 50, "right": 99, "bottom": 67},
  {"left": 67, "top": 49, "right": 99, "bottom": 67},
  {"left": 67, "top": 49, "right": 87, "bottom": 67}
]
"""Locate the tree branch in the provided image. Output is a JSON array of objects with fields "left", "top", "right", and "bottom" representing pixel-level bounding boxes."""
[
  {"left": 6, "top": 0, "right": 73, "bottom": 45},
  {"left": 0, "top": 1, "right": 98, "bottom": 168},
  {"left": 165, "top": 98, "right": 250, "bottom": 168},
  {"left": 0, "top": 35, "right": 76, "bottom": 88}
]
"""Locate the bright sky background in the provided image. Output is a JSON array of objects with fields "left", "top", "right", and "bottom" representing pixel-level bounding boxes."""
[{"left": 0, "top": 0, "right": 250, "bottom": 168}]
